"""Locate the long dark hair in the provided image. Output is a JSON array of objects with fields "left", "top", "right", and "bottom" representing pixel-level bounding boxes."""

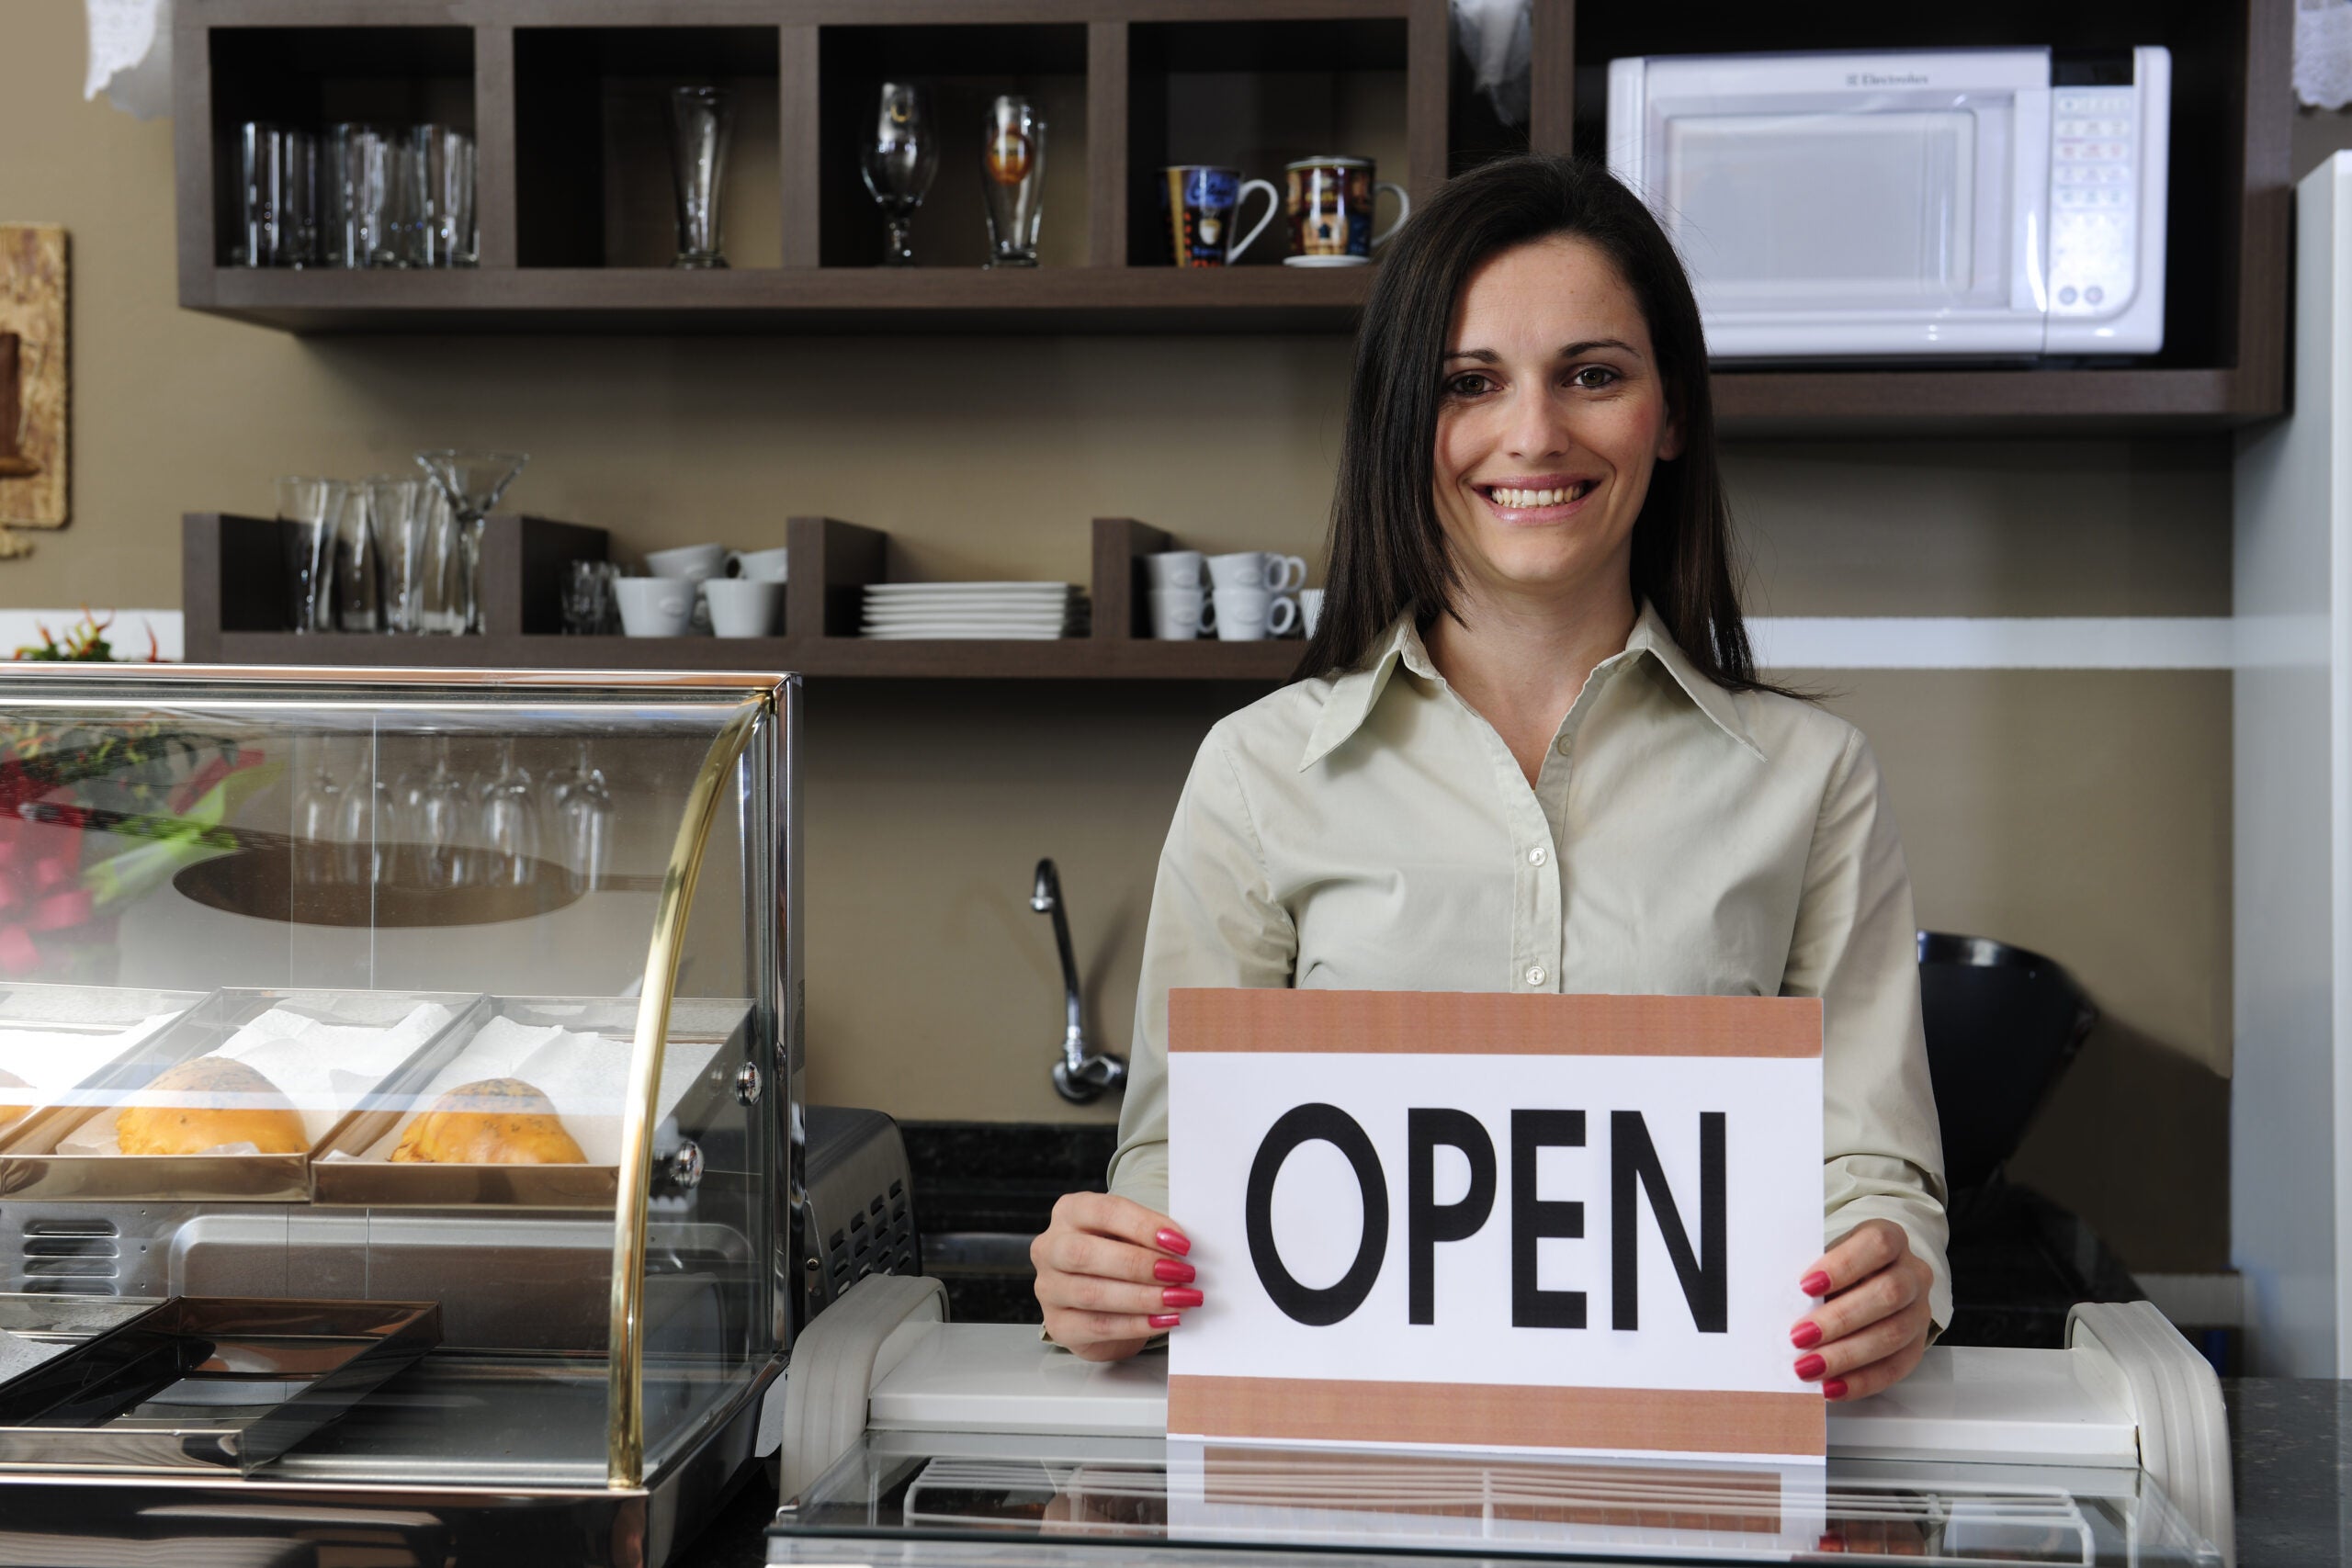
[{"left": 1295, "top": 153, "right": 1781, "bottom": 694}]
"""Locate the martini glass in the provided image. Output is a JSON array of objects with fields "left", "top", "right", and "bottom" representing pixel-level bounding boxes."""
[{"left": 415, "top": 449, "right": 528, "bottom": 634}]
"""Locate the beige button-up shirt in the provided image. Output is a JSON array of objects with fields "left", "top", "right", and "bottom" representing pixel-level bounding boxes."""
[{"left": 1111, "top": 603, "right": 1952, "bottom": 1331}]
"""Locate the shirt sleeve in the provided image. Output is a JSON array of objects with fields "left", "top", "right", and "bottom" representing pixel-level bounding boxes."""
[
  {"left": 1782, "top": 728, "right": 1953, "bottom": 1335},
  {"left": 1108, "top": 728, "right": 1298, "bottom": 1217}
]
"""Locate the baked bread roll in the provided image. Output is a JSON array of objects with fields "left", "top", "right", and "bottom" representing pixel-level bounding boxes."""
[
  {"left": 116, "top": 1056, "right": 307, "bottom": 1156},
  {"left": 389, "top": 1077, "right": 586, "bottom": 1166},
  {"left": 0, "top": 1068, "right": 32, "bottom": 1130}
]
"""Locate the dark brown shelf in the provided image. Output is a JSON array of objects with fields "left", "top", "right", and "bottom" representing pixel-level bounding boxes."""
[
  {"left": 170, "top": 0, "right": 2289, "bottom": 430},
  {"left": 183, "top": 513, "right": 1306, "bottom": 681}
]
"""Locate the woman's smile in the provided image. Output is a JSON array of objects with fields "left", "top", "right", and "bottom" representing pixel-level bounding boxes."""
[{"left": 1473, "top": 474, "right": 1603, "bottom": 522}]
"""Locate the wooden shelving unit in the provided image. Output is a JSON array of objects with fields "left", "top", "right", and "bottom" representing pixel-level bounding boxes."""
[
  {"left": 181, "top": 513, "right": 1305, "bottom": 681},
  {"left": 172, "top": 0, "right": 2290, "bottom": 431}
]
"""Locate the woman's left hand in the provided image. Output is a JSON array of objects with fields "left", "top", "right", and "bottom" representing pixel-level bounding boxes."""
[{"left": 1789, "top": 1218, "right": 1935, "bottom": 1402}]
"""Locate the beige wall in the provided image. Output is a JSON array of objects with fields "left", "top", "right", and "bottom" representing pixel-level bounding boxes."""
[{"left": 4, "top": 0, "right": 2232, "bottom": 1269}]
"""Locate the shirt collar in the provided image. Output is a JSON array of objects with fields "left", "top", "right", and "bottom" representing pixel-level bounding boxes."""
[{"left": 1297, "top": 600, "right": 1762, "bottom": 772}]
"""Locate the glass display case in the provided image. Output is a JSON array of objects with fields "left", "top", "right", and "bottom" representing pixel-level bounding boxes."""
[{"left": 0, "top": 663, "right": 804, "bottom": 1566}]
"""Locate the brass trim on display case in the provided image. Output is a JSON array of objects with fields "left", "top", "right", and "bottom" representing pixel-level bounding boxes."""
[{"left": 607, "top": 697, "right": 768, "bottom": 1491}]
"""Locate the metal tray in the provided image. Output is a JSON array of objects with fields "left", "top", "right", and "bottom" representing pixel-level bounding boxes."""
[
  {"left": 310, "top": 995, "right": 750, "bottom": 1210},
  {"left": 0, "top": 988, "right": 481, "bottom": 1202},
  {"left": 0, "top": 1295, "right": 439, "bottom": 1474}
]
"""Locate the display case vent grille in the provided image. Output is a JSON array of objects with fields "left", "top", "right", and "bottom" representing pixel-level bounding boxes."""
[
  {"left": 828, "top": 1178, "right": 915, "bottom": 1299},
  {"left": 17, "top": 1219, "right": 119, "bottom": 1294}
]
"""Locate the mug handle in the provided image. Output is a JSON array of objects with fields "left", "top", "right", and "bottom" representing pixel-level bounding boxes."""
[
  {"left": 1269, "top": 596, "right": 1299, "bottom": 637},
  {"left": 1199, "top": 594, "right": 1216, "bottom": 633},
  {"left": 1227, "top": 179, "right": 1281, "bottom": 265},
  {"left": 1266, "top": 554, "right": 1307, "bottom": 592},
  {"left": 1372, "top": 182, "right": 1411, "bottom": 249},
  {"left": 724, "top": 550, "right": 747, "bottom": 578}
]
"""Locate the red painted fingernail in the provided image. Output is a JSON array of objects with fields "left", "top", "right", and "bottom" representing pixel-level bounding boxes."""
[
  {"left": 1148, "top": 1314, "right": 1182, "bottom": 1329},
  {"left": 1794, "top": 1353, "right": 1826, "bottom": 1381},
  {"left": 1154, "top": 1259, "right": 1197, "bottom": 1283},
  {"left": 1790, "top": 1321, "right": 1822, "bottom": 1349},
  {"left": 1823, "top": 1378, "right": 1849, "bottom": 1400},
  {"left": 1157, "top": 1229, "right": 1192, "bottom": 1256},
  {"left": 1800, "top": 1270, "right": 1832, "bottom": 1297},
  {"left": 1162, "top": 1287, "right": 1204, "bottom": 1308}
]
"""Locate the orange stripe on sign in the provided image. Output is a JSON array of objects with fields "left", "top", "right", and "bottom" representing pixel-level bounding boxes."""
[
  {"left": 1196, "top": 1446, "right": 1786, "bottom": 1531},
  {"left": 1170, "top": 1375, "right": 1825, "bottom": 1459},
  {"left": 1168, "top": 989, "right": 1821, "bottom": 1059}
]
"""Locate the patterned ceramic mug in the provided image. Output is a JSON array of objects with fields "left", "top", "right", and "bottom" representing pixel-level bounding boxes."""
[
  {"left": 1283, "top": 156, "right": 1409, "bottom": 265},
  {"left": 1160, "top": 165, "right": 1279, "bottom": 266}
]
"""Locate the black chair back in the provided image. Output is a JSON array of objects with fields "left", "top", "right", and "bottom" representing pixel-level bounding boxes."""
[{"left": 1917, "top": 932, "right": 2098, "bottom": 1192}]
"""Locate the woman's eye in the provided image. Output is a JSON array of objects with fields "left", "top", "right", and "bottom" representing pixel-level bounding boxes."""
[
  {"left": 1443, "top": 372, "right": 1495, "bottom": 398},
  {"left": 1568, "top": 366, "right": 1620, "bottom": 390}
]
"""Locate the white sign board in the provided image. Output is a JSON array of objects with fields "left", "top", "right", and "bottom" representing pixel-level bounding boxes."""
[{"left": 1166, "top": 989, "right": 1826, "bottom": 1462}]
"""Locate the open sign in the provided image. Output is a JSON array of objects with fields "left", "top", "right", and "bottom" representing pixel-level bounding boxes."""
[{"left": 1165, "top": 989, "right": 1826, "bottom": 1462}]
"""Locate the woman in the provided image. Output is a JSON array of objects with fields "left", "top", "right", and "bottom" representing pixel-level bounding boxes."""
[{"left": 1033, "top": 155, "right": 1948, "bottom": 1403}]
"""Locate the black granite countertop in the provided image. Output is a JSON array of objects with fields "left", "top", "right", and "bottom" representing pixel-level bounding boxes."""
[{"left": 671, "top": 1376, "right": 2352, "bottom": 1568}]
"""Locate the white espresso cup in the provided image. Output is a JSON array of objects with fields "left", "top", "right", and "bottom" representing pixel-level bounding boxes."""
[
  {"left": 1148, "top": 587, "right": 1209, "bottom": 640},
  {"left": 645, "top": 543, "right": 728, "bottom": 581},
  {"left": 1145, "top": 549, "right": 1206, "bottom": 592},
  {"left": 1208, "top": 550, "right": 1308, "bottom": 593},
  {"left": 616, "top": 576, "right": 696, "bottom": 637},
  {"left": 1299, "top": 587, "right": 1326, "bottom": 637},
  {"left": 727, "top": 546, "right": 791, "bottom": 582},
  {"left": 705, "top": 578, "right": 783, "bottom": 637},
  {"left": 1211, "top": 586, "right": 1298, "bottom": 641}
]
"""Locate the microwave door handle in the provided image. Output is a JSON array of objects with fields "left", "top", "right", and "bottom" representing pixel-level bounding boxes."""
[{"left": 2011, "top": 85, "right": 2053, "bottom": 323}]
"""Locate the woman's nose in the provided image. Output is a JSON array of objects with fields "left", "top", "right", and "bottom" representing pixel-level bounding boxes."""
[{"left": 1502, "top": 388, "right": 1571, "bottom": 460}]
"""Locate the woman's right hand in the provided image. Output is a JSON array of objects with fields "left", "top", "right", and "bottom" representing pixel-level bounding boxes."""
[{"left": 1031, "top": 1192, "right": 1199, "bottom": 1361}]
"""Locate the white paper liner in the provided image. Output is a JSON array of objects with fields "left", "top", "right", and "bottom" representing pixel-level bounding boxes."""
[
  {"left": 328, "top": 1013, "right": 726, "bottom": 1168},
  {"left": 0, "top": 1011, "right": 185, "bottom": 1106},
  {"left": 57, "top": 1001, "right": 456, "bottom": 1157}
]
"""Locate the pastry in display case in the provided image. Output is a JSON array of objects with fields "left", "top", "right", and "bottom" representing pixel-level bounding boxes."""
[{"left": 0, "top": 664, "right": 904, "bottom": 1568}]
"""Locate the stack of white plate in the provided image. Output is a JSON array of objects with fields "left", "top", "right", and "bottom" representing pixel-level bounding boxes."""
[{"left": 860, "top": 582, "right": 1090, "bottom": 640}]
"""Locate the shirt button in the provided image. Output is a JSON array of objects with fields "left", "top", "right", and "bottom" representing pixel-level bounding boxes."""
[
  {"left": 1528, "top": 846, "right": 1547, "bottom": 866},
  {"left": 1524, "top": 965, "right": 1547, "bottom": 987},
  {"left": 1554, "top": 737, "right": 1573, "bottom": 758}
]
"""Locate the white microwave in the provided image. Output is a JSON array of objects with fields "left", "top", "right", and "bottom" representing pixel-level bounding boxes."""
[{"left": 1606, "top": 48, "right": 2170, "bottom": 360}]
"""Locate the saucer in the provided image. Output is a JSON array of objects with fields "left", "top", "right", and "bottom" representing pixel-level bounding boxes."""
[{"left": 1283, "top": 254, "right": 1370, "bottom": 268}]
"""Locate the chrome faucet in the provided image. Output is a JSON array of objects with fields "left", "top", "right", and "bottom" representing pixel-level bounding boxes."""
[{"left": 1031, "top": 858, "right": 1126, "bottom": 1103}]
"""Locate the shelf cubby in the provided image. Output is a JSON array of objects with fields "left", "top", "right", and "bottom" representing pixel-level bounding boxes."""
[{"left": 514, "top": 27, "right": 783, "bottom": 270}]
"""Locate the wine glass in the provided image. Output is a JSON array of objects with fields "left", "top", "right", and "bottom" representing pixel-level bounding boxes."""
[
  {"left": 334, "top": 745, "right": 396, "bottom": 886},
  {"left": 475, "top": 739, "right": 542, "bottom": 890},
  {"left": 415, "top": 450, "right": 528, "bottom": 635},
  {"left": 392, "top": 733, "right": 471, "bottom": 888},
  {"left": 548, "top": 739, "right": 614, "bottom": 895},
  {"left": 860, "top": 83, "right": 938, "bottom": 267},
  {"left": 290, "top": 746, "right": 344, "bottom": 887}
]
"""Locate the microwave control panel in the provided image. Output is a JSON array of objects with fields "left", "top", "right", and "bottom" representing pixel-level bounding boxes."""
[{"left": 2048, "top": 88, "right": 2142, "bottom": 320}]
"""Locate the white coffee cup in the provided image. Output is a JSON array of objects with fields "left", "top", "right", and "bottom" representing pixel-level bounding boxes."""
[
  {"left": 1299, "top": 588, "right": 1326, "bottom": 637},
  {"left": 616, "top": 576, "right": 696, "bottom": 637},
  {"left": 705, "top": 578, "right": 783, "bottom": 637},
  {"left": 727, "top": 546, "right": 790, "bottom": 582},
  {"left": 1145, "top": 550, "right": 1206, "bottom": 592},
  {"left": 1208, "top": 550, "right": 1308, "bottom": 593},
  {"left": 1211, "top": 586, "right": 1298, "bottom": 641},
  {"left": 645, "top": 543, "right": 728, "bottom": 582},
  {"left": 1148, "top": 587, "right": 1209, "bottom": 640}
]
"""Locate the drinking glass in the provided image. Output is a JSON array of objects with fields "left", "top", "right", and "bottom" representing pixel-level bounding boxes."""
[
  {"left": 324, "top": 123, "right": 399, "bottom": 268},
  {"left": 404, "top": 125, "right": 477, "bottom": 267},
  {"left": 981, "top": 96, "right": 1044, "bottom": 268},
  {"left": 548, "top": 739, "right": 614, "bottom": 895},
  {"left": 562, "top": 559, "right": 618, "bottom": 635},
  {"left": 474, "top": 739, "right": 542, "bottom": 890},
  {"left": 410, "top": 483, "right": 466, "bottom": 635},
  {"left": 415, "top": 450, "right": 527, "bottom": 636},
  {"left": 290, "top": 748, "right": 344, "bottom": 887},
  {"left": 274, "top": 476, "right": 347, "bottom": 633},
  {"left": 668, "top": 86, "right": 733, "bottom": 269},
  {"left": 392, "top": 735, "right": 471, "bottom": 888},
  {"left": 334, "top": 483, "right": 383, "bottom": 633},
  {"left": 860, "top": 83, "right": 938, "bottom": 266},
  {"left": 367, "top": 476, "right": 424, "bottom": 633},
  {"left": 236, "top": 123, "right": 317, "bottom": 266}
]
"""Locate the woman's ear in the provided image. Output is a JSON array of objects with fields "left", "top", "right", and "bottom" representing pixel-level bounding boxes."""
[{"left": 1657, "top": 410, "right": 1686, "bottom": 462}]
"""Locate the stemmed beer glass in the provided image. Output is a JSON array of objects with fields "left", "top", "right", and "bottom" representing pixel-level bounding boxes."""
[{"left": 861, "top": 83, "right": 939, "bottom": 266}]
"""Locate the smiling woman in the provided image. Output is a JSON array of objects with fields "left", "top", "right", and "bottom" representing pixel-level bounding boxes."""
[{"left": 1030, "top": 156, "right": 1949, "bottom": 1415}]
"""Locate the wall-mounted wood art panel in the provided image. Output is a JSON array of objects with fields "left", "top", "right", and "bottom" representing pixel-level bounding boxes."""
[{"left": 0, "top": 225, "right": 68, "bottom": 557}]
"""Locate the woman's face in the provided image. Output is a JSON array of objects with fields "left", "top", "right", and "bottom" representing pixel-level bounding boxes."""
[{"left": 1430, "top": 233, "right": 1681, "bottom": 609}]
